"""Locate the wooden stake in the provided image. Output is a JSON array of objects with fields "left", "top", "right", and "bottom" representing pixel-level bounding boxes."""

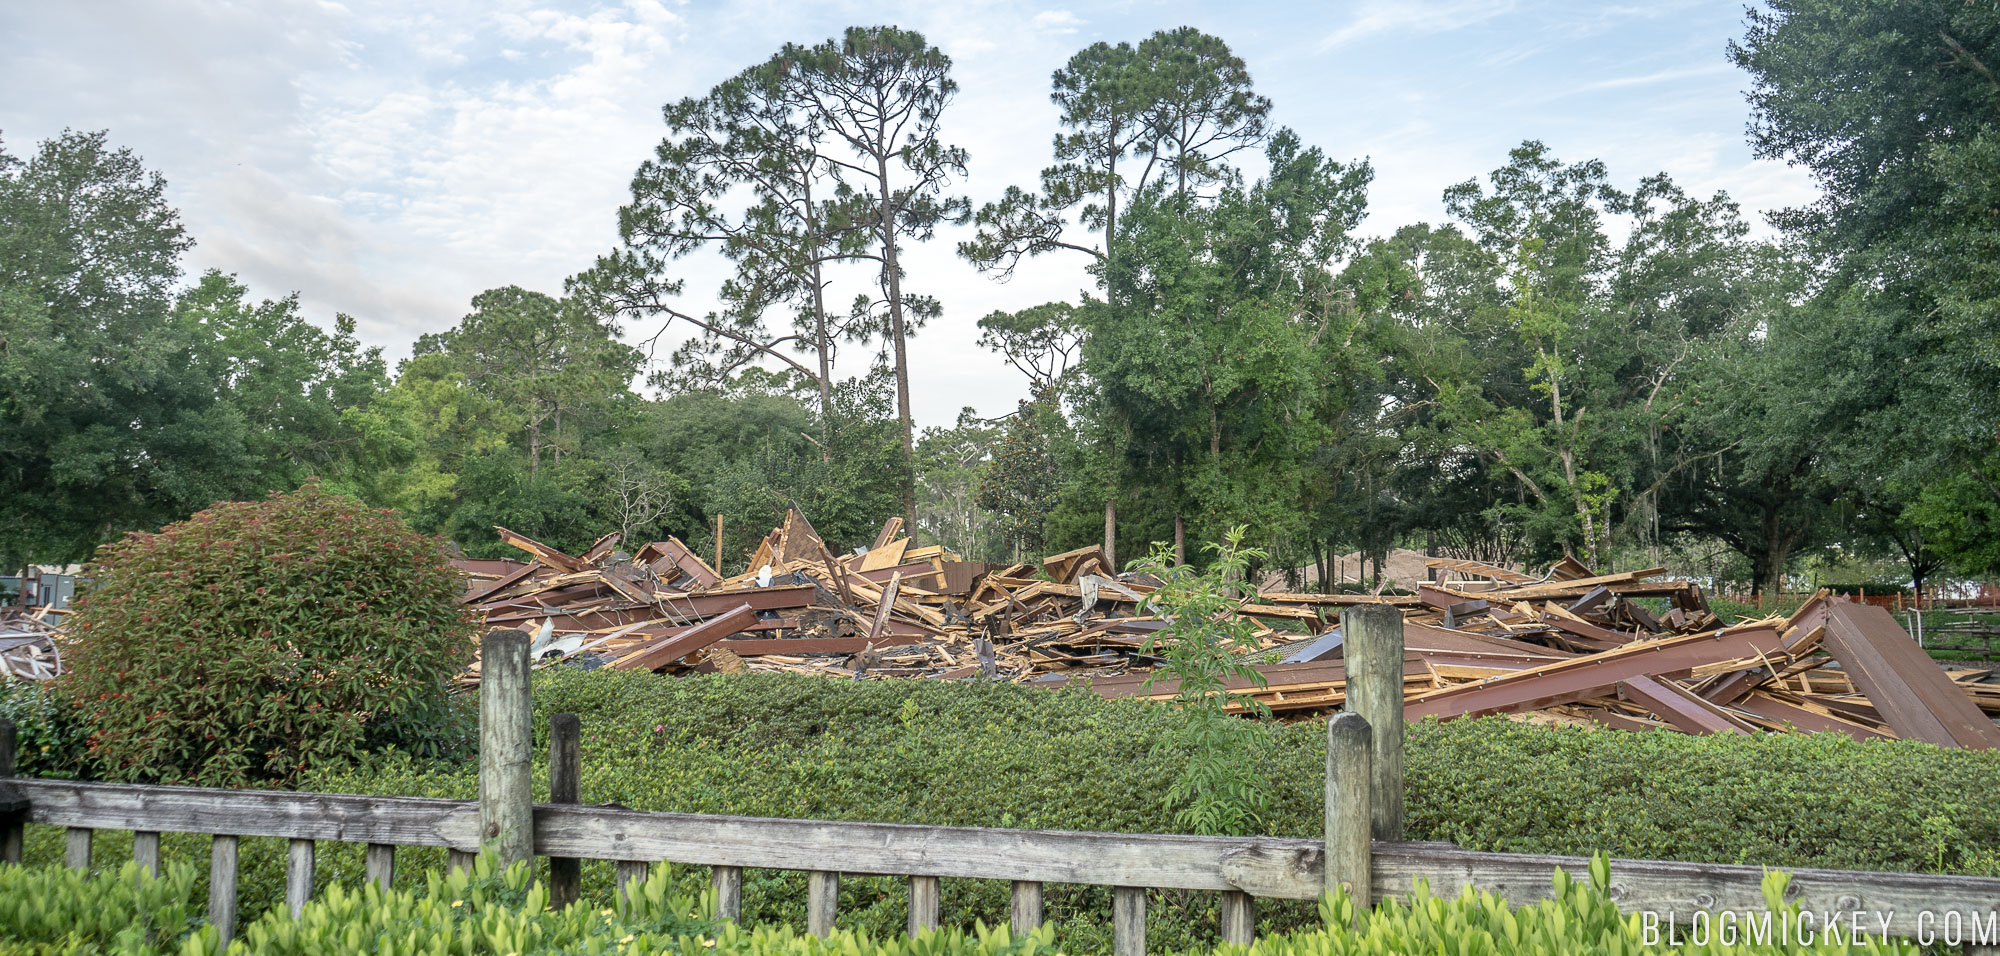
[
  {"left": 1340, "top": 604, "right": 1405, "bottom": 840},
  {"left": 1325, "top": 711, "right": 1372, "bottom": 920},
  {"left": 715, "top": 514, "right": 725, "bottom": 576},
  {"left": 548, "top": 712, "right": 582, "bottom": 908},
  {"left": 479, "top": 628, "right": 534, "bottom": 870}
]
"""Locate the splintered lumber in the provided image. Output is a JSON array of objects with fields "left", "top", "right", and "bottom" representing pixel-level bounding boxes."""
[
  {"left": 1819, "top": 602, "right": 2000, "bottom": 749},
  {"left": 495, "top": 528, "right": 586, "bottom": 573},
  {"left": 443, "top": 512, "right": 1999, "bottom": 740},
  {"left": 1423, "top": 558, "right": 1539, "bottom": 585},
  {"left": 612, "top": 604, "right": 759, "bottom": 671}
]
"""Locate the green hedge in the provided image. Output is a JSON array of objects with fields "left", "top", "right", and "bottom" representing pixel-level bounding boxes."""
[
  {"left": 0, "top": 851, "right": 1924, "bottom": 955},
  {"left": 14, "top": 670, "right": 2000, "bottom": 950}
]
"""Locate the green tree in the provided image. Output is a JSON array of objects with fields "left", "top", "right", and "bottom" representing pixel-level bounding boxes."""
[
  {"left": 783, "top": 26, "right": 970, "bottom": 528},
  {"left": 576, "top": 56, "right": 869, "bottom": 435},
  {"left": 1078, "top": 130, "right": 1372, "bottom": 565},
  {"left": 419, "top": 286, "right": 640, "bottom": 475},
  {"left": 961, "top": 27, "right": 1271, "bottom": 277},
  {"left": 174, "top": 270, "right": 388, "bottom": 490},
  {"left": 0, "top": 130, "right": 249, "bottom": 571},
  {"left": 1731, "top": 0, "right": 2000, "bottom": 581},
  {"left": 1133, "top": 527, "right": 1271, "bottom": 835}
]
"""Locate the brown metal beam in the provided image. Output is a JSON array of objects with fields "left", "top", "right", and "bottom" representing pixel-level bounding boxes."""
[
  {"left": 1404, "top": 625, "right": 1786, "bottom": 722},
  {"left": 612, "top": 604, "right": 758, "bottom": 671},
  {"left": 1821, "top": 602, "right": 2000, "bottom": 749}
]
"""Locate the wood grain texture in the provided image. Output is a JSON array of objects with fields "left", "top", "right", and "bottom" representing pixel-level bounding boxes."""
[
  {"left": 713, "top": 865, "right": 742, "bottom": 921},
  {"left": 448, "top": 849, "right": 476, "bottom": 872},
  {"left": 14, "top": 779, "right": 480, "bottom": 848},
  {"left": 1219, "top": 891, "right": 1255, "bottom": 946},
  {"left": 0, "top": 718, "right": 16, "bottom": 864},
  {"left": 1010, "top": 881, "right": 1043, "bottom": 935},
  {"left": 548, "top": 712, "right": 583, "bottom": 909},
  {"left": 209, "top": 834, "right": 238, "bottom": 951},
  {"left": 65, "top": 827, "right": 90, "bottom": 870},
  {"left": 808, "top": 870, "right": 838, "bottom": 937},
  {"left": 1325, "top": 712, "right": 1371, "bottom": 903},
  {"left": 908, "top": 875, "right": 940, "bottom": 936},
  {"left": 10, "top": 778, "right": 2000, "bottom": 939},
  {"left": 1369, "top": 844, "right": 2000, "bottom": 938},
  {"left": 285, "top": 839, "right": 315, "bottom": 918},
  {"left": 1341, "top": 605, "right": 1405, "bottom": 840},
  {"left": 616, "top": 860, "right": 649, "bottom": 898},
  {"left": 365, "top": 843, "right": 395, "bottom": 891},
  {"left": 529, "top": 803, "right": 1323, "bottom": 894},
  {"left": 132, "top": 831, "right": 160, "bottom": 875},
  {"left": 479, "top": 628, "right": 534, "bottom": 868},
  {"left": 1113, "top": 886, "right": 1144, "bottom": 956}
]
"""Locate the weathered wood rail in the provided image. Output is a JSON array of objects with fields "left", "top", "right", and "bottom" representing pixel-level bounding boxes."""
[{"left": 2, "top": 618, "right": 1997, "bottom": 953}]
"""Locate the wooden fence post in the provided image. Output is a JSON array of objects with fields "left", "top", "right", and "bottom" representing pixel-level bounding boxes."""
[
  {"left": 713, "top": 866, "right": 742, "bottom": 921},
  {"left": 1010, "top": 881, "right": 1043, "bottom": 936},
  {"left": 479, "top": 628, "right": 534, "bottom": 871},
  {"left": 1325, "top": 711, "right": 1372, "bottom": 921},
  {"left": 365, "top": 844, "right": 396, "bottom": 891},
  {"left": 0, "top": 719, "right": 21, "bottom": 865},
  {"left": 1340, "top": 605, "right": 1405, "bottom": 840},
  {"left": 209, "top": 834, "right": 239, "bottom": 951},
  {"left": 548, "top": 712, "right": 582, "bottom": 908},
  {"left": 907, "top": 875, "right": 940, "bottom": 936},
  {"left": 285, "top": 839, "right": 315, "bottom": 918},
  {"left": 1112, "top": 886, "right": 1145, "bottom": 956},
  {"left": 808, "top": 870, "right": 839, "bottom": 937}
]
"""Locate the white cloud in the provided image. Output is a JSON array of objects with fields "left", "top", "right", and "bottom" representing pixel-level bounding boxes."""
[
  {"left": 1032, "top": 10, "right": 1085, "bottom": 35},
  {"left": 1318, "top": 0, "right": 1514, "bottom": 51}
]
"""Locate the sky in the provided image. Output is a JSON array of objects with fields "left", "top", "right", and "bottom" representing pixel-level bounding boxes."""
[{"left": 1, "top": 0, "right": 1817, "bottom": 429}]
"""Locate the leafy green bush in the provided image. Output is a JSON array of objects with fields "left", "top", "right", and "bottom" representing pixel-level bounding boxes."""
[
  {"left": 0, "top": 851, "right": 1921, "bottom": 955},
  {"left": 0, "top": 859, "right": 211, "bottom": 954},
  {"left": 0, "top": 682, "right": 89, "bottom": 779},
  {"left": 59, "top": 483, "right": 478, "bottom": 786}
]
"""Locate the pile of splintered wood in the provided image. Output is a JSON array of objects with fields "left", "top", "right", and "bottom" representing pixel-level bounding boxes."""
[
  {"left": 452, "top": 505, "right": 1373, "bottom": 685},
  {"left": 0, "top": 607, "right": 64, "bottom": 681},
  {"left": 452, "top": 510, "right": 1998, "bottom": 745},
  {"left": 1061, "top": 557, "right": 2000, "bottom": 748}
]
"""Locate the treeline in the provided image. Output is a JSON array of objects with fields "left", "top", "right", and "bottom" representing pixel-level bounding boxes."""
[{"left": 3, "top": 4, "right": 1996, "bottom": 595}]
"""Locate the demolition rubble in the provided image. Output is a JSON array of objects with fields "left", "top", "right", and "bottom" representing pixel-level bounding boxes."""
[{"left": 453, "top": 508, "right": 2000, "bottom": 748}]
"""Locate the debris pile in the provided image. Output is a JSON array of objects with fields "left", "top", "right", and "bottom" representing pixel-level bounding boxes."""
[
  {"left": 455, "top": 509, "right": 1999, "bottom": 747},
  {"left": 0, "top": 608, "right": 63, "bottom": 681},
  {"left": 455, "top": 507, "right": 1349, "bottom": 684}
]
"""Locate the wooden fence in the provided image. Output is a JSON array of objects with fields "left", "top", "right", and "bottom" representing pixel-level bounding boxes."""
[{"left": 3, "top": 617, "right": 1999, "bottom": 953}]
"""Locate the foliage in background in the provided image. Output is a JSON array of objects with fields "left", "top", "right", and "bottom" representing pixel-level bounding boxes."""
[
  {"left": 59, "top": 484, "right": 477, "bottom": 786},
  {"left": 1131, "top": 527, "right": 1274, "bottom": 835},
  {"left": 0, "top": 682, "right": 88, "bottom": 779}
]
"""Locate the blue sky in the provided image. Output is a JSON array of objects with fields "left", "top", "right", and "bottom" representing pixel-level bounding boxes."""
[{"left": 2, "top": 0, "right": 1813, "bottom": 428}]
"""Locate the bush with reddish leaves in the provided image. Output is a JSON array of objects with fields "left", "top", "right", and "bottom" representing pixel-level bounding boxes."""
[{"left": 61, "top": 483, "right": 478, "bottom": 786}]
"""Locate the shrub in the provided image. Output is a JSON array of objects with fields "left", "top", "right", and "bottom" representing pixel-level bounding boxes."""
[
  {"left": 0, "top": 682, "right": 89, "bottom": 779},
  {"left": 0, "top": 851, "right": 1923, "bottom": 955},
  {"left": 59, "top": 483, "right": 478, "bottom": 786},
  {"left": 0, "top": 859, "right": 210, "bottom": 954}
]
